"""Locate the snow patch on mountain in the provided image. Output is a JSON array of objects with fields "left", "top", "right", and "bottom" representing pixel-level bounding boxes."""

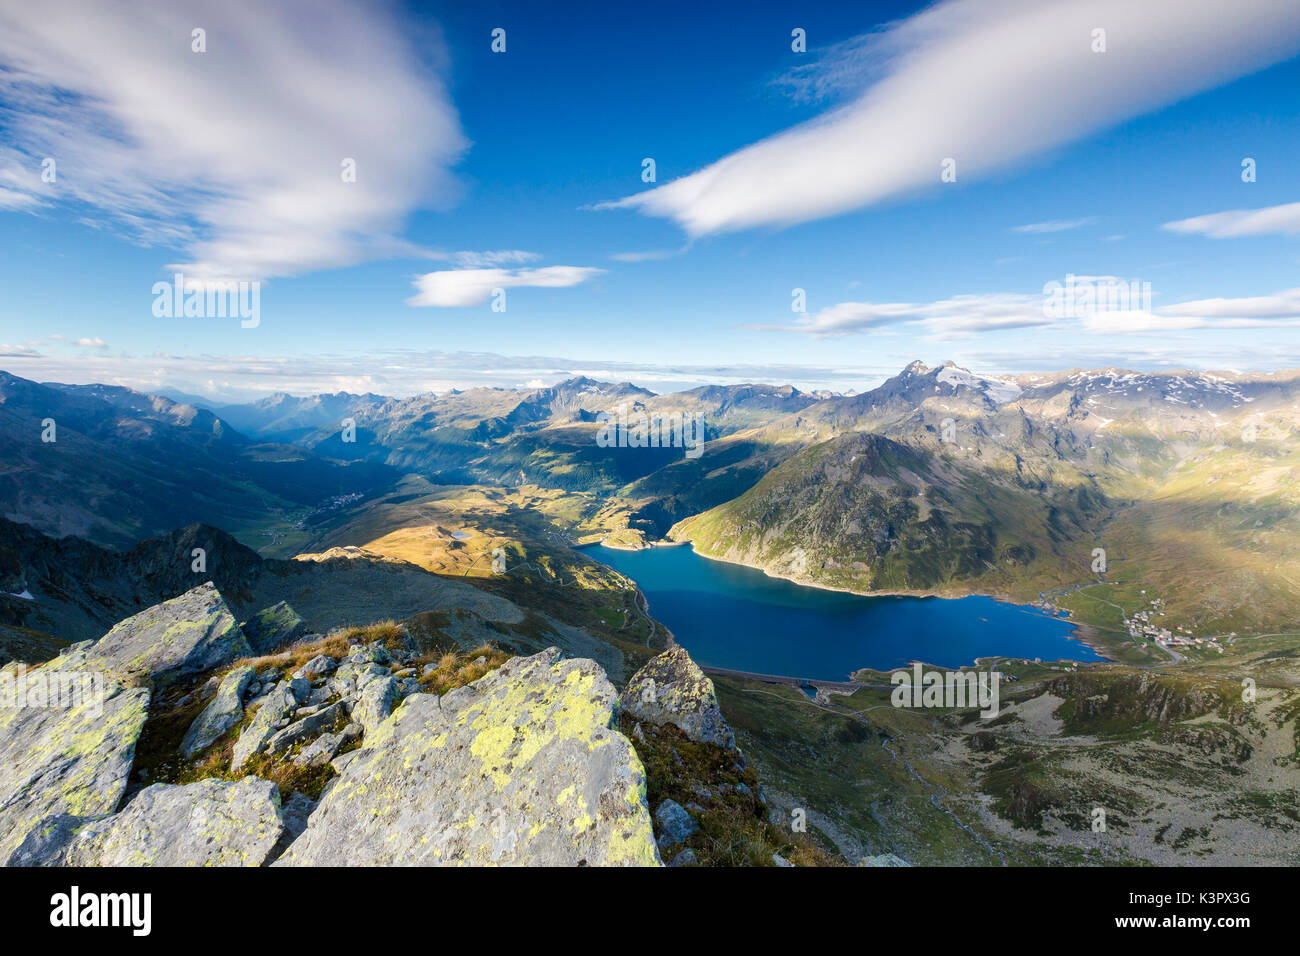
[{"left": 937, "top": 365, "right": 1022, "bottom": 404}]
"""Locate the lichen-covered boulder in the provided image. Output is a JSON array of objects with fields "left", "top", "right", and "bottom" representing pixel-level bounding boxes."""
[
  {"left": 620, "top": 645, "right": 736, "bottom": 749},
  {"left": 344, "top": 644, "right": 392, "bottom": 666},
  {"left": 332, "top": 660, "right": 388, "bottom": 695},
  {"left": 293, "top": 654, "right": 334, "bottom": 680},
  {"left": 84, "top": 582, "right": 251, "bottom": 682},
  {"left": 231, "top": 683, "right": 298, "bottom": 770},
  {"left": 351, "top": 675, "right": 400, "bottom": 735},
  {"left": 276, "top": 648, "right": 660, "bottom": 867},
  {"left": 263, "top": 701, "right": 347, "bottom": 757},
  {"left": 9, "top": 778, "right": 286, "bottom": 866},
  {"left": 0, "top": 661, "right": 149, "bottom": 864},
  {"left": 292, "top": 730, "right": 346, "bottom": 768},
  {"left": 180, "top": 664, "right": 254, "bottom": 757},
  {"left": 241, "top": 601, "right": 304, "bottom": 655}
]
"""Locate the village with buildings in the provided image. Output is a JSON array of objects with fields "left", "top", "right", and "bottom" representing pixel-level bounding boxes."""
[{"left": 1125, "top": 592, "right": 1226, "bottom": 654}]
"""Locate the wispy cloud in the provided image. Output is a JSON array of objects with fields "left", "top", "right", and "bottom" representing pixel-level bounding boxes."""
[
  {"left": 608, "top": 249, "right": 679, "bottom": 263},
  {"left": 776, "top": 293, "right": 1052, "bottom": 339},
  {"left": 601, "top": 0, "right": 1300, "bottom": 236},
  {"left": 769, "top": 30, "right": 904, "bottom": 104},
  {"left": 440, "top": 250, "right": 542, "bottom": 268},
  {"left": 1099, "top": 287, "right": 1300, "bottom": 331},
  {"left": 1163, "top": 201, "right": 1300, "bottom": 239},
  {"left": 779, "top": 285, "right": 1300, "bottom": 338},
  {"left": 0, "top": 0, "right": 466, "bottom": 282},
  {"left": 1161, "top": 288, "right": 1300, "bottom": 320},
  {"left": 1012, "top": 217, "right": 1096, "bottom": 234},
  {"left": 406, "top": 266, "right": 605, "bottom": 307}
]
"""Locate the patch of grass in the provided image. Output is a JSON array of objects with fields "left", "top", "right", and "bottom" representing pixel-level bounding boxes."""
[
  {"left": 134, "top": 670, "right": 357, "bottom": 802},
  {"left": 128, "top": 675, "right": 219, "bottom": 794},
  {"left": 335, "top": 619, "right": 407, "bottom": 655},
  {"left": 416, "top": 643, "right": 511, "bottom": 695},
  {"left": 130, "top": 621, "right": 408, "bottom": 800}
]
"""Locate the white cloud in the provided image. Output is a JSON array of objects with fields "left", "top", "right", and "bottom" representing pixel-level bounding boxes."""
[
  {"left": 782, "top": 293, "right": 1052, "bottom": 339},
  {"left": 75, "top": 337, "right": 108, "bottom": 349},
  {"left": 1081, "top": 287, "right": 1300, "bottom": 332},
  {"left": 1161, "top": 288, "right": 1300, "bottom": 320},
  {"left": 1012, "top": 218, "right": 1096, "bottom": 234},
  {"left": 608, "top": 249, "right": 678, "bottom": 263},
  {"left": 602, "top": 0, "right": 1300, "bottom": 236},
  {"left": 783, "top": 286, "right": 1300, "bottom": 339},
  {"left": 1163, "top": 201, "right": 1300, "bottom": 239},
  {"left": 0, "top": 0, "right": 466, "bottom": 282},
  {"left": 1080, "top": 312, "right": 1197, "bottom": 333},
  {"left": 0, "top": 166, "right": 42, "bottom": 210},
  {"left": 1093, "top": 287, "right": 1300, "bottom": 332},
  {"left": 0, "top": 344, "right": 40, "bottom": 357},
  {"left": 406, "top": 266, "right": 605, "bottom": 307},
  {"left": 770, "top": 31, "right": 901, "bottom": 105},
  {"left": 443, "top": 250, "right": 541, "bottom": 268}
]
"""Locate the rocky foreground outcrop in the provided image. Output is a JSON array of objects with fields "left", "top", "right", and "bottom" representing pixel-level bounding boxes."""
[
  {"left": 180, "top": 664, "right": 254, "bottom": 757},
  {"left": 241, "top": 601, "right": 304, "bottom": 656},
  {"left": 0, "top": 659, "right": 149, "bottom": 865},
  {"left": 0, "top": 582, "right": 252, "bottom": 865},
  {"left": 1, "top": 583, "right": 673, "bottom": 867},
  {"left": 0, "top": 581, "right": 802, "bottom": 866},
  {"left": 277, "top": 648, "right": 659, "bottom": 866}
]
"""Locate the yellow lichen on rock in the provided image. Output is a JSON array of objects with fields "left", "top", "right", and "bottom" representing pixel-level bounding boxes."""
[{"left": 276, "top": 647, "right": 661, "bottom": 866}]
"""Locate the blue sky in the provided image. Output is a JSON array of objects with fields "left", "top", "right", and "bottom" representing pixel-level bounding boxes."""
[{"left": 1, "top": 0, "right": 1299, "bottom": 400}]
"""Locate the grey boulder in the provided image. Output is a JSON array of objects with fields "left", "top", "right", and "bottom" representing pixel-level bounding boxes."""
[
  {"left": 351, "top": 676, "right": 401, "bottom": 735},
  {"left": 10, "top": 778, "right": 286, "bottom": 866},
  {"left": 293, "top": 654, "right": 335, "bottom": 680},
  {"left": 292, "top": 731, "right": 345, "bottom": 768},
  {"left": 653, "top": 798, "right": 699, "bottom": 850},
  {"left": 241, "top": 601, "right": 304, "bottom": 655},
  {"left": 231, "top": 683, "right": 298, "bottom": 770},
  {"left": 179, "top": 664, "right": 254, "bottom": 757},
  {"left": 83, "top": 582, "right": 251, "bottom": 682},
  {"left": 620, "top": 645, "right": 736, "bottom": 749},
  {"left": 0, "top": 661, "right": 149, "bottom": 864},
  {"left": 263, "top": 701, "right": 347, "bottom": 757}
]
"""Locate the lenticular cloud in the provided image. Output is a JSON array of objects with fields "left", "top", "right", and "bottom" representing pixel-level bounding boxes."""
[{"left": 606, "top": 0, "right": 1300, "bottom": 236}]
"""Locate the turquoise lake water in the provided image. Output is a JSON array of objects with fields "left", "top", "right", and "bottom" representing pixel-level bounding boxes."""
[{"left": 585, "top": 544, "right": 1102, "bottom": 680}]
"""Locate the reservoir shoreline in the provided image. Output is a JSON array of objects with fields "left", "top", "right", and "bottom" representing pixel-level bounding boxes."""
[
  {"left": 584, "top": 540, "right": 1105, "bottom": 680},
  {"left": 629, "top": 536, "right": 1111, "bottom": 662}
]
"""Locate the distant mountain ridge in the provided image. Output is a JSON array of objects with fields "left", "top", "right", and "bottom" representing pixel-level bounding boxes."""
[
  {"left": 184, "top": 375, "right": 819, "bottom": 492},
  {"left": 665, "top": 361, "right": 1300, "bottom": 636},
  {"left": 0, "top": 371, "right": 398, "bottom": 549}
]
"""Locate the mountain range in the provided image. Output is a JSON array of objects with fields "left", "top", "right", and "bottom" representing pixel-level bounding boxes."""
[{"left": 7, "top": 360, "right": 1298, "bottom": 639}]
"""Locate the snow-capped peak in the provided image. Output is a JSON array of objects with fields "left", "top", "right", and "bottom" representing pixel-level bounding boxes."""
[{"left": 936, "top": 365, "right": 1022, "bottom": 404}]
